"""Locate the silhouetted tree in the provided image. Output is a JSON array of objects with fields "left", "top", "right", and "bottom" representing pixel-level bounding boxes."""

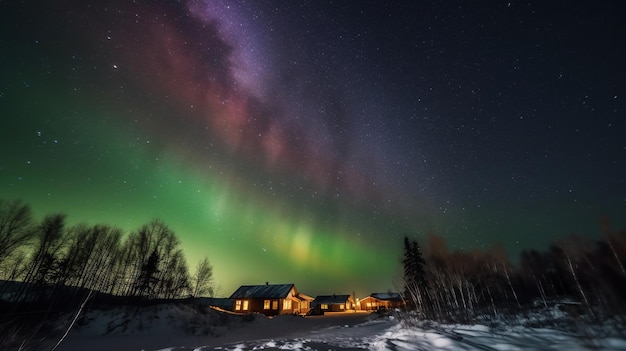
[
  {"left": 136, "top": 249, "right": 160, "bottom": 299},
  {"left": 487, "top": 243, "right": 521, "bottom": 308},
  {"left": 402, "top": 236, "right": 428, "bottom": 313},
  {"left": 191, "top": 257, "right": 214, "bottom": 298},
  {"left": 0, "top": 199, "right": 34, "bottom": 268},
  {"left": 124, "top": 219, "right": 187, "bottom": 298},
  {"left": 15, "top": 214, "right": 66, "bottom": 303},
  {"left": 554, "top": 236, "right": 594, "bottom": 317},
  {"left": 163, "top": 250, "right": 190, "bottom": 299},
  {"left": 88, "top": 225, "right": 123, "bottom": 294},
  {"left": 519, "top": 249, "right": 549, "bottom": 307},
  {"left": 600, "top": 218, "right": 626, "bottom": 277}
]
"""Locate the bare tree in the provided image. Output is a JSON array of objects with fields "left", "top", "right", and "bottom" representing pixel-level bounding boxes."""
[
  {"left": 136, "top": 249, "right": 160, "bottom": 299},
  {"left": 86, "top": 225, "right": 123, "bottom": 294},
  {"left": 0, "top": 199, "right": 34, "bottom": 265},
  {"left": 14, "top": 214, "right": 67, "bottom": 303},
  {"left": 163, "top": 250, "right": 190, "bottom": 299},
  {"left": 191, "top": 257, "right": 214, "bottom": 298},
  {"left": 601, "top": 218, "right": 626, "bottom": 277},
  {"left": 520, "top": 249, "right": 549, "bottom": 308},
  {"left": 488, "top": 243, "right": 521, "bottom": 308},
  {"left": 118, "top": 219, "right": 192, "bottom": 299},
  {"left": 554, "top": 236, "right": 595, "bottom": 317}
]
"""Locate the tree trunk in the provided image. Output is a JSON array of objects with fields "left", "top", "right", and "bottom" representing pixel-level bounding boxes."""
[
  {"left": 502, "top": 262, "right": 521, "bottom": 308},
  {"left": 564, "top": 252, "right": 594, "bottom": 317}
]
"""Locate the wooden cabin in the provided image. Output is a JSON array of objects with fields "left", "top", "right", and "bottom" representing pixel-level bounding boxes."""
[
  {"left": 229, "top": 283, "right": 313, "bottom": 316},
  {"left": 311, "top": 294, "right": 355, "bottom": 314},
  {"left": 358, "top": 292, "right": 404, "bottom": 311}
]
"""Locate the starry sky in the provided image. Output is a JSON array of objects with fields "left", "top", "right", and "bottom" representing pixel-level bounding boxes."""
[{"left": 1, "top": 0, "right": 625, "bottom": 298}]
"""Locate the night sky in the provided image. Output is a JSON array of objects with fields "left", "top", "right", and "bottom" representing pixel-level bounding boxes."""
[{"left": 1, "top": 1, "right": 625, "bottom": 297}]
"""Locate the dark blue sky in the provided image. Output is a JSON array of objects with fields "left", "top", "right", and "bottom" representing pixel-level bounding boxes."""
[{"left": 255, "top": 0, "right": 626, "bottom": 246}]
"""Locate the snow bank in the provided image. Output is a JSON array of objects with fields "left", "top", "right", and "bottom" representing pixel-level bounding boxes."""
[
  {"left": 370, "top": 319, "right": 626, "bottom": 351},
  {"left": 54, "top": 304, "right": 626, "bottom": 351},
  {"left": 54, "top": 303, "right": 266, "bottom": 351},
  {"left": 63, "top": 304, "right": 243, "bottom": 338}
]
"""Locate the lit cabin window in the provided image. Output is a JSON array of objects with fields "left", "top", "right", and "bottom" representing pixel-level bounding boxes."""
[
  {"left": 340, "top": 304, "right": 345, "bottom": 310},
  {"left": 264, "top": 300, "right": 270, "bottom": 309},
  {"left": 366, "top": 302, "right": 372, "bottom": 308},
  {"left": 235, "top": 300, "right": 242, "bottom": 311},
  {"left": 272, "top": 300, "right": 278, "bottom": 310},
  {"left": 321, "top": 304, "right": 328, "bottom": 310},
  {"left": 243, "top": 300, "right": 249, "bottom": 310},
  {"left": 283, "top": 299, "right": 292, "bottom": 310}
]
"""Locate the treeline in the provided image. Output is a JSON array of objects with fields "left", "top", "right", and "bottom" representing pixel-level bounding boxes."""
[
  {"left": 402, "top": 223, "right": 626, "bottom": 323},
  {"left": 0, "top": 198, "right": 215, "bottom": 311}
]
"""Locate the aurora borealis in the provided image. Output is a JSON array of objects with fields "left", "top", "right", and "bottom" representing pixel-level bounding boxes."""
[{"left": 1, "top": 1, "right": 625, "bottom": 297}]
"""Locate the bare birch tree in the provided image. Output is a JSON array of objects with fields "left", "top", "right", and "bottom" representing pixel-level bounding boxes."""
[
  {"left": 0, "top": 199, "right": 34, "bottom": 266},
  {"left": 191, "top": 256, "right": 214, "bottom": 298}
]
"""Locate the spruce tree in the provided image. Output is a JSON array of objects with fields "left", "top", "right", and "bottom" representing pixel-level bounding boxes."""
[
  {"left": 137, "top": 249, "right": 160, "bottom": 299},
  {"left": 402, "top": 236, "right": 428, "bottom": 313}
]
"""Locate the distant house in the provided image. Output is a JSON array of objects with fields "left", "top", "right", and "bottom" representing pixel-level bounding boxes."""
[
  {"left": 311, "top": 294, "right": 355, "bottom": 314},
  {"left": 358, "top": 292, "right": 404, "bottom": 311},
  {"left": 229, "top": 283, "right": 313, "bottom": 316}
]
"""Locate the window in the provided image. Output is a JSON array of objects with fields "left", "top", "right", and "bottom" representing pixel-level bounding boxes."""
[
  {"left": 366, "top": 302, "right": 372, "bottom": 308},
  {"left": 264, "top": 300, "right": 271, "bottom": 309},
  {"left": 235, "top": 300, "right": 242, "bottom": 311},
  {"left": 272, "top": 300, "right": 278, "bottom": 310},
  {"left": 283, "top": 299, "right": 292, "bottom": 310},
  {"left": 321, "top": 304, "right": 328, "bottom": 310},
  {"left": 340, "top": 304, "right": 345, "bottom": 310},
  {"left": 243, "top": 300, "right": 249, "bottom": 310}
]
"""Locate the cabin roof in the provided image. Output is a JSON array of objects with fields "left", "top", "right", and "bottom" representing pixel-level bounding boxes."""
[
  {"left": 369, "top": 292, "right": 403, "bottom": 301},
  {"left": 229, "top": 283, "right": 295, "bottom": 299},
  {"left": 313, "top": 294, "right": 352, "bottom": 304}
]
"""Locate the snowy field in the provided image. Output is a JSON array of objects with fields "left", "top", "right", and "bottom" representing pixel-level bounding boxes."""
[{"left": 52, "top": 304, "right": 626, "bottom": 351}]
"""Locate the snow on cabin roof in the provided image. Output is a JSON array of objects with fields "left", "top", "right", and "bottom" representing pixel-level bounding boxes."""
[
  {"left": 313, "top": 295, "right": 352, "bottom": 304},
  {"left": 229, "top": 283, "right": 295, "bottom": 299},
  {"left": 369, "top": 292, "right": 402, "bottom": 301}
]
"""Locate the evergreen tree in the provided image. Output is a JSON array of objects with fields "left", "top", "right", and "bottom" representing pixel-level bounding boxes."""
[
  {"left": 136, "top": 249, "right": 160, "bottom": 299},
  {"left": 402, "top": 236, "right": 428, "bottom": 312}
]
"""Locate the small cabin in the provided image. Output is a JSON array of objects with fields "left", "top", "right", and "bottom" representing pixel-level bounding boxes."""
[
  {"left": 358, "top": 292, "right": 404, "bottom": 311},
  {"left": 311, "top": 294, "right": 355, "bottom": 314},
  {"left": 229, "top": 283, "right": 313, "bottom": 316}
]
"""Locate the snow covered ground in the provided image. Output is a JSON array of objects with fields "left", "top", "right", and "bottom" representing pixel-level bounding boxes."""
[
  {"left": 171, "top": 317, "right": 626, "bottom": 351},
  {"left": 52, "top": 304, "right": 626, "bottom": 351}
]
